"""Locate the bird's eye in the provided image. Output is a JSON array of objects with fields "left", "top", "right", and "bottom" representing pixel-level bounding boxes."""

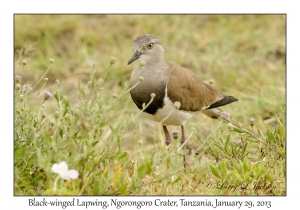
[{"left": 147, "top": 43, "right": 154, "bottom": 49}]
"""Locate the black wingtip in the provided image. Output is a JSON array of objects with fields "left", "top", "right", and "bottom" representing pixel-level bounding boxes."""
[{"left": 206, "top": 96, "right": 238, "bottom": 109}]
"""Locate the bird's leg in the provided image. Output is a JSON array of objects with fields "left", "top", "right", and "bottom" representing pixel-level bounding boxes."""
[
  {"left": 181, "top": 125, "right": 187, "bottom": 170},
  {"left": 163, "top": 125, "right": 172, "bottom": 169},
  {"left": 163, "top": 125, "right": 171, "bottom": 146}
]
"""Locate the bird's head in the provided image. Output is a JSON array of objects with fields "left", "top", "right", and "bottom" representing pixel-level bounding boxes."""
[{"left": 127, "top": 34, "right": 165, "bottom": 66}]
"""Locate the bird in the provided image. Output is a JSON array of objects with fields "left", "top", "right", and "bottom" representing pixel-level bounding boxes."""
[{"left": 127, "top": 34, "right": 238, "bottom": 170}]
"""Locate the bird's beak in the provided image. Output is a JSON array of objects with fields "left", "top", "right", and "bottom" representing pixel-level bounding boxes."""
[{"left": 128, "top": 51, "right": 142, "bottom": 65}]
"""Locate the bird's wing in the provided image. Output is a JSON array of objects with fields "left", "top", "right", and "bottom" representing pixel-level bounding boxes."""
[{"left": 167, "top": 63, "right": 224, "bottom": 112}]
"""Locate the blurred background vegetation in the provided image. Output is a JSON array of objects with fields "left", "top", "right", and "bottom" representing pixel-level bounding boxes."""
[
  {"left": 14, "top": 15, "right": 286, "bottom": 195},
  {"left": 14, "top": 14, "right": 285, "bottom": 122}
]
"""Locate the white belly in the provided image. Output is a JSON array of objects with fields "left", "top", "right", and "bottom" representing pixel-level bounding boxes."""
[{"left": 143, "top": 96, "right": 194, "bottom": 126}]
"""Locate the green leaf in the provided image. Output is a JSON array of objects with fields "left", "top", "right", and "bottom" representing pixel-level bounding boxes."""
[
  {"left": 210, "top": 164, "right": 221, "bottom": 179},
  {"left": 242, "top": 142, "right": 248, "bottom": 155},
  {"left": 102, "top": 165, "right": 108, "bottom": 176},
  {"left": 85, "top": 139, "right": 91, "bottom": 147},
  {"left": 232, "top": 159, "right": 241, "bottom": 173},
  {"left": 14, "top": 147, "right": 26, "bottom": 159},
  {"left": 243, "top": 157, "right": 249, "bottom": 172},
  {"left": 255, "top": 165, "right": 266, "bottom": 178},
  {"left": 267, "top": 174, "right": 274, "bottom": 182},
  {"left": 131, "top": 180, "right": 136, "bottom": 191},
  {"left": 33, "top": 120, "right": 38, "bottom": 128},
  {"left": 110, "top": 125, "right": 115, "bottom": 134},
  {"left": 91, "top": 141, "right": 99, "bottom": 147},
  {"left": 87, "top": 150, "right": 94, "bottom": 156},
  {"left": 224, "top": 134, "right": 230, "bottom": 151},
  {"left": 94, "top": 129, "right": 98, "bottom": 135},
  {"left": 54, "top": 92, "right": 59, "bottom": 102},
  {"left": 93, "top": 180, "right": 99, "bottom": 195},
  {"left": 138, "top": 163, "right": 147, "bottom": 179},
  {"left": 145, "top": 162, "right": 152, "bottom": 175},
  {"left": 219, "top": 161, "right": 227, "bottom": 177},
  {"left": 63, "top": 96, "right": 70, "bottom": 107},
  {"left": 113, "top": 165, "right": 122, "bottom": 189},
  {"left": 275, "top": 114, "right": 283, "bottom": 127},
  {"left": 119, "top": 183, "right": 127, "bottom": 195},
  {"left": 43, "top": 189, "right": 55, "bottom": 195},
  {"left": 116, "top": 152, "right": 127, "bottom": 160},
  {"left": 214, "top": 143, "right": 224, "bottom": 151},
  {"left": 59, "top": 129, "right": 63, "bottom": 138},
  {"left": 42, "top": 130, "right": 52, "bottom": 143},
  {"left": 257, "top": 128, "right": 265, "bottom": 140},
  {"left": 77, "top": 78, "right": 84, "bottom": 95},
  {"left": 232, "top": 128, "right": 247, "bottom": 134},
  {"left": 63, "top": 107, "right": 68, "bottom": 116},
  {"left": 60, "top": 189, "right": 76, "bottom": 196},
  {"left": 171, "top": 176, "right": 181, "bottom": 184}
]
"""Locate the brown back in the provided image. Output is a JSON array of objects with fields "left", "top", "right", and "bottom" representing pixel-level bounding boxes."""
[{"left": 167, "top": 63, "right": 224, "bottom": 111}]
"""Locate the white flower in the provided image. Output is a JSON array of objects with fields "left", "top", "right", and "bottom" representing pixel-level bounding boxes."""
[
  {"left": 237, "top": 140, "right": 243, "bottom": 148},
  {"left": 174, "top": 101, "right": 181, "bottom": 110},
  {"left": 171, "top": 130, "right": 179, "bottom": 139},
  {"left": 249, "top": 117, "right": 255, "bottom": 126},
  {"left": 51, "top": 161, "right": 79, "bottom": 180},
  {"left": 110, "top": 57, "right": 116, "bottom": 65},
  {"left": 22, "top": 84, "right": 32, "bottom": 92},
  {"left": 220, "top": 112, "right": 230, "bottom": 120},
  {"left": 15, "top": 76, "right": 21, "bottom": 83},
  {"left": 44, "top": 90, "right": 53, "bottom": 100}
]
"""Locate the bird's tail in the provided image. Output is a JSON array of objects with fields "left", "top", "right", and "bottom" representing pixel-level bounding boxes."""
[{"left": 206, "top": 95, "right": 238, "bottom": 109}]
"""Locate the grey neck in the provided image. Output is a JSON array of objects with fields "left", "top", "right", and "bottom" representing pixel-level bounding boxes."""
[{"left": 130, "top": 60, "right": 169, "bottom": 85}]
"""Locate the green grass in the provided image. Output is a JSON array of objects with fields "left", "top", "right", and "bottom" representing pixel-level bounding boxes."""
[{"left": 14, "top": 14, "right": 286, "bottom": 195}]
